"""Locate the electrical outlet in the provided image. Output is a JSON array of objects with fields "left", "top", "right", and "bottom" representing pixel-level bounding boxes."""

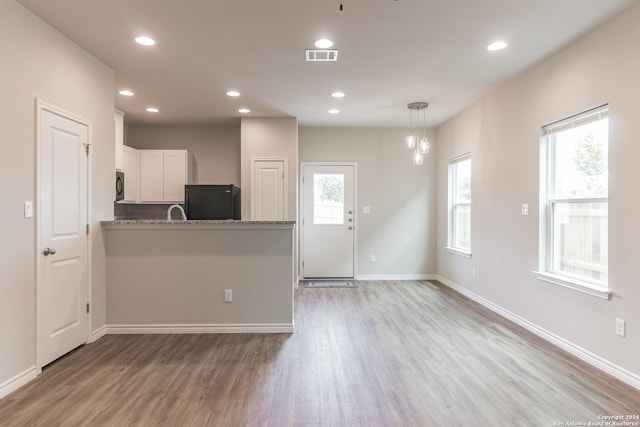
[
  {"left": 224, "top": 289, "right": 232, "bottom": 302},
  {"left": 616, "top": 318, "right": 626, "bottom": 337},
  {"left": 370, "top": 255, "right": 376, "bottom": 263}
]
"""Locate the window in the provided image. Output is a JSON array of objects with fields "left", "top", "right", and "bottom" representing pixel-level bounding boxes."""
[
  {"left": 447, "top": 154, "right": 471, "bottom": 256},
  {"left": 313, "top": 173, "right": 344, "bottom": 225},
  {"left": 539, "top": 105, "right": 609, "bottom": 296}
]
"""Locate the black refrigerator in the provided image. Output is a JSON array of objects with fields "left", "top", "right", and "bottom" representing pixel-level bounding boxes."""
[{"left": 184, "top": 185, "right": 241, "bottom": 220}]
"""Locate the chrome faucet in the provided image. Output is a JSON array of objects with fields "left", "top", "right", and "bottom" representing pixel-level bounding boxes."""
[{"left": 167, "top": 204, "right": 187, "bottom": 221}]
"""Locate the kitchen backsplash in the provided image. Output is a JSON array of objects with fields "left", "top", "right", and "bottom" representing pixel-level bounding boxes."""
[{"left": 114, "top": 202, "right": 185, "bottom": 220}]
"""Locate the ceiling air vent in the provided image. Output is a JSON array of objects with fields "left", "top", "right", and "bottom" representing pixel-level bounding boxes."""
[{"left": 305, "top": 49, "right": 339, "bottom": 62}]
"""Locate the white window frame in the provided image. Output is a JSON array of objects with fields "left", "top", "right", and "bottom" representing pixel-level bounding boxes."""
[
  {"left": 535, "top": 105, "right": 611, "bottom": 300},
  {"left": 446, "top": 153, "right": 472, "bottom": 258}
]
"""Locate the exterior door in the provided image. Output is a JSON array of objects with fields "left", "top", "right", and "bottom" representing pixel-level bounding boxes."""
[
  {"left": 302, "top": 164, "right": 355, "bottom": 278},
  {"left": 38, "top": 105, "right": 89, "bottom": 366},
  {"left": 253, "top": 159, "right": 286, "bottom": 220}
]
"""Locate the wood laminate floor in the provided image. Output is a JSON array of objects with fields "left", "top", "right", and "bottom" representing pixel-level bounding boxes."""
[{"left": 1, "top": 280, "right": 639, "bottom": 426}]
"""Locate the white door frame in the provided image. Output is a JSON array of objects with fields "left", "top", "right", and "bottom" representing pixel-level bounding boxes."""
[
  {"left": 36, "top": 100, "right": 93, "bottom": 368},
  {"left": 299, "top": 162, "right": 358, "bottom": 279},
  {"left": 251, "top": 157, "right": 288, "bottom": 220}
]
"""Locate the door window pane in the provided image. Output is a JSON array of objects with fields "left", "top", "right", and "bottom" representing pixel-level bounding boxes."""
[{"left": 313, "top": 174, "right": 344, "bottom": 224}]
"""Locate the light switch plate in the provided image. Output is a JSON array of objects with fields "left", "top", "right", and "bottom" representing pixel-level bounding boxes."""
[
  {"left": 521, "top": 204, "right": 529, "bottom": 216},
  {"left": 362, "top": 206, "right": 371, "bottom": 214},
  {"left": 616, "top": 318, "right": 626, "bottom": 337},
  {"left": 24, "top": 201, "right": 33, "bottom": 218}
]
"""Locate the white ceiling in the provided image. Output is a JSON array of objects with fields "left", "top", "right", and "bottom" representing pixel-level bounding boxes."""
[{"left": 17, "top": 0, "right": 637, "bottom": 127}]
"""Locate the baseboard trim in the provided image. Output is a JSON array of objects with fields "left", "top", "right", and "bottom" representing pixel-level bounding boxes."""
[
  {"left": 357, "top": 274, "right": 437, "bottom": 281},
  {"left": 89, "top": 325, "right": 107, "bottom": 343},
  {"left": 106, "top": 323, "right": 295, "bottom": 334},
  {"left": 436, "top": 275, "right": 640, "bottom": 391},
  {"left": 0, "top": 366, "right": 40, "bottom": 399}
]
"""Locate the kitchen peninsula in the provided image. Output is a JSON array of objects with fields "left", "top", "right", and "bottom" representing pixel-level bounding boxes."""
[{"left": 101, "top": 220, "right": 296, "bottom": 334}]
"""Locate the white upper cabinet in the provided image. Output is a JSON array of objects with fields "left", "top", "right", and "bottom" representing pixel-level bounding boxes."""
[
  {"left": 122, "top": 145, "right": 139, "bottom": 202},
  {"left": 163, "top": 150, "right": 188, "bottom": 202},
  {"left": 139, "top": 150, "right": 164, "bottom": 201},
  {"left": 139, "top": 149, "right": 188, "bottom": 202},
  {"left": 114, "top": 110, "right": 124, "bottom": 171}
]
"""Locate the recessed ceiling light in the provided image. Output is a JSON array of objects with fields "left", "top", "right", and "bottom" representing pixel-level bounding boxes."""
[
  {"left": 146, "top": 107, "right": 159, "bottom": 113},
  {"left": 487, "top": 41, "right": 508, "bottom": 51},
  {"left": 135, "top": 36, "right": 156, "bottom": 46},
  {"left": 314, "top": 38, "right": 334, "bottom": 49},
  {"left": 331, "top": 91, "right": 345, "bottom": 98},
  {"left": 226, "top": 90, "right": 240, "bottom": 97},
  {"left": 119, "top": 90, "right": 134, "bottom": 96},
  {"left": 328, "top": 109, "right": 340, "bottom": 114},
  {"left": 238, "top": 108, "right": 250, "bottom": 113}
]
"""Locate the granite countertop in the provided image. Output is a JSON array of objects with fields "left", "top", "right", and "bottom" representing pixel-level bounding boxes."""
[
  {"left": 101, "top": 219, "right": 296, "bottom": 225},
  {"left": 100, "top": 219, "right": 296, "bottom": 225}
]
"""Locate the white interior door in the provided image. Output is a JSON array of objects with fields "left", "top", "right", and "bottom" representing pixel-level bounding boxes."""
[
  {"left": 302, "top": 164, "right": 355, "bottom": 278},
  {"left": 253, "top": 159, "right": 286, "bottom": 220},
  {"left": 38, "top": 106, "right": 89, "bottom": 367}
]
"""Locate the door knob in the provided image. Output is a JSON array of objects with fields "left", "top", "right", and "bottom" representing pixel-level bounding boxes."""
[
  {"left": 348, "top": 226, "right": 353, "bottom": 230},
  {"left": 43, "top": 247, "right": 56, "bottom": 256}
]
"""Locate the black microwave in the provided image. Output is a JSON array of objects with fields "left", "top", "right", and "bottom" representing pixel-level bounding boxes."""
[{"left": 115, "top": 171, "right": 124, "bottom": 201}]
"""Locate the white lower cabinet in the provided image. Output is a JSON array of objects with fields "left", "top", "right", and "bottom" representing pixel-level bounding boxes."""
[{"left": 139, "top": 150, "right": 188, "bottom": 202}]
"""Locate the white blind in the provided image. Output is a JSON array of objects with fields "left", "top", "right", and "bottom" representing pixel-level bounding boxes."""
[{"left": 542, "top": 104, "right": 608, "bottom": 135}]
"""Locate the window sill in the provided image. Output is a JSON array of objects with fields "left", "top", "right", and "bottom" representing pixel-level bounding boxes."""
[
  {"left": 534, "top": 271, "right": 612, "bottom": 300},
  {"left": 445, "top": 247, "right": 472, "bottom": 259}
]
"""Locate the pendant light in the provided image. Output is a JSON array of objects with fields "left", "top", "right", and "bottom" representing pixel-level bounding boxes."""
[{"left": 405, "top": 102, "right": 430, "bottom": 165}]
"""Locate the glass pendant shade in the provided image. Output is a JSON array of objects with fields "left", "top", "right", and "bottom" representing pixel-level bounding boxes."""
[
  {"left": 405, "top": 134, "right": 416, "bottom": 149},
  {"left": 404, "top": 102, "right": 429, "bottom": 165},
  {"left": 412, "top": 151, "right": 423, "bottom": 165},
  {"left": 419, "top": 138, "right": 430, "bottom": 154}
]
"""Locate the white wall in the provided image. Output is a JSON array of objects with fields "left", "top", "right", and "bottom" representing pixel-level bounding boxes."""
[
  {"left": 240, "top": 117, "right": 299, "bottom": 280},
  {"left": 299, "top": 127, "right": 437, "bottom": 278},
  {"left": 240, "top": 117, "right": 298, "bottom": 221},
  {"left": 126, "top": 124, "right": 241, "bottom": 185},
  {"left": 0, "top": 0, "right": 114, "bottom": 395},
  {"left": 436, "top": 3, "right": 640, "bottom": 380}
]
